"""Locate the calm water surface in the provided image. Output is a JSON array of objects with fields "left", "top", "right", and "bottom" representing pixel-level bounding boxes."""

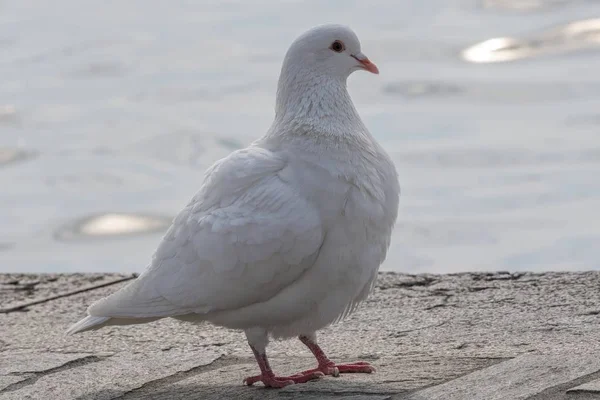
[{"left": 1, "top": 0, "right": 600, "bottom": 273}]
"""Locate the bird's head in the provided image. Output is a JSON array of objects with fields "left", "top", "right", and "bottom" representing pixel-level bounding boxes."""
[{"left": 282, "top": 24, "right": 379, "bottom": 80}]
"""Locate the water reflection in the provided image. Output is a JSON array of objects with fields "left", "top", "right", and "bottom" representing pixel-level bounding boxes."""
[
  {"left": 462, "top": 18, "right": 600, "bottom": 63},
  {"left": 55, "top": 213, "right": 172, "bottom": 241}
]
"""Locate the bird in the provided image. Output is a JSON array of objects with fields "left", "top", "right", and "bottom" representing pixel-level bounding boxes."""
[{"left": 67, "top": 24, "right": 400, "bottom": 388}]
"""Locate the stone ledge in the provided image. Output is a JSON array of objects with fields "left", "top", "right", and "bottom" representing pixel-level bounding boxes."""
[{"left": 1, "top": 271, "right": 600, "bottom": 399}]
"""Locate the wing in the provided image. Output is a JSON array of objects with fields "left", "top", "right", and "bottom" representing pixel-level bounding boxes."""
[{"left": 88, "top": 146, "right": 324, "bottom": 318}]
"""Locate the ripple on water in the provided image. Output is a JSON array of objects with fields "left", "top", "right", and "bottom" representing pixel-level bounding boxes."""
[
  {"left": 217, "top": 137, "right": 244, "bottom": 150},
  {"left": 399, "top": 221, "right": 497, "bottom": 247},
  {"left": 0, "top": 37, "right": 16, "bottom": 48},
  {"left": 382, "top": 81, "right": 463, "bottom": 99},
  {"left": 0, "top": 242, "right": 14, "bottom": 251},
  {"left": 462, "top": 18, "right": 600, "bottom": 63},
  {"left": 503, "top": 235, "right": 600, "bottom": 269},
  {"left": 70, "top": 62, "right": 128, "bottom": 78},
  {"left": 566, "top": 114, "right": 600, "bottom": 127},
  {"left": 0, "top": 148, "right": 36, "bottom": 167},
  {"left": 43, "top": 172, "right": 125, "bottom": 191},
  {"left": 382, "top": 81, "right": 600, "bottom": 103},
  {"left": 395, "top": 148, "right": 600, "bottom": 168},
  {"left": 131, "top": 82, "right": 262, "bottom": 104},
  {"left": 55, "top": 213, "right": 172, "bottom": 242},
  {"left": 129, "top": 131, "right": 236, "bottom": 167},
  {"left": 481, "top": 0, "right": 576, "bottom": 12},
  {"left": 0, "top": 105, "right": 19, "bottom": 125}
]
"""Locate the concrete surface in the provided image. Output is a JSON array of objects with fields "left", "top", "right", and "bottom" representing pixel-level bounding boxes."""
[{"left": 1, "top": 271, "right": 600, "bottom": 399}]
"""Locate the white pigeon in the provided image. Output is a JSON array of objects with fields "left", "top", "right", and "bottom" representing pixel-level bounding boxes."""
[{"left": 67, "top": 24, "right": 400, "bottom": 388}]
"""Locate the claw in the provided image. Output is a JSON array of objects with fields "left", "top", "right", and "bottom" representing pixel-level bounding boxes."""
[{"left": 243, "top": 371, "right": 323, "bottom": 388}]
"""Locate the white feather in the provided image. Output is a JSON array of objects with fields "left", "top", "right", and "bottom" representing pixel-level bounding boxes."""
[
  {"left": 67, "top": 25, "right": 399, "bottom": 357},
  {"left": 66, "top": 316, "right": 111, "bottom": 335}
]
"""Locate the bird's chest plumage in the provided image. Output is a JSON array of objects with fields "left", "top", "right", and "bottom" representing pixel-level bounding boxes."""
[
  {"left": 257, "top": 129, "right": 399, "bottom": 336},
  {"left": 265, "top": 150, "right": 398, "bottom": 337},
  {"left": 330, "top": 170, "right": 396, "bottom": 277},
  {"left": 287, "top": 149, "right": 397, "bottom": 282}
]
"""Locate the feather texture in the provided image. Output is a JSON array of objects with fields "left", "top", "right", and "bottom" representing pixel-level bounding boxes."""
[
  {"left": 67, "top": 25, "right": 400, "bottom": 356},
  {"left": 88, "top": 147, "right": 323, "bottom": 319}
]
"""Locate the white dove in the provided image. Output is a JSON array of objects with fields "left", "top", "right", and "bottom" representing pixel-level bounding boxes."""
[{"left": 67, "top": 24, "right": 399, "bottom": 388}]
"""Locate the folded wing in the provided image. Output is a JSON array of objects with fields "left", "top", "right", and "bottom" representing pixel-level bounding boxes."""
[{"left": 88, "top": 147, "right": 324, "bottom": 318}]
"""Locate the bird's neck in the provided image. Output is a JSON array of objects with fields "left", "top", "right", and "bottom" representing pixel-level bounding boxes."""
[{"left": 271, "top": 66, "right": 366, "bottom": 138}]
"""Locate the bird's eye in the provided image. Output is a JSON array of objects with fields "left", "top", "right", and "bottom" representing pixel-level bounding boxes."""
[{"left": 330, "top": 40, "right": 345, "bottom": 53}]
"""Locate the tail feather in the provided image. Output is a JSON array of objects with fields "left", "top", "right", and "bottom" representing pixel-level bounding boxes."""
[
  {"left": 66, "top": 315, "right": 111, "bottom": 335},
  {"left": 66, "top": 315, "right": 163, "bottom": 335},
  {"left": 66, "top": 272, "right": 188, "bottom": 336}
]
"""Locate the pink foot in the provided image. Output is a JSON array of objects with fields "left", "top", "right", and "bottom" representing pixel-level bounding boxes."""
[
  {"left": 300, "top": 360, "right": 375, "bottom": 377},
  {"left": 243, "top": 371, "right": 324, "bottom": 388},
  {"left": 298, "top": 335, "right": 376, "bottom": 378}
]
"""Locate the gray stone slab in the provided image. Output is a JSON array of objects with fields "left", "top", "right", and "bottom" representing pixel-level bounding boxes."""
[
  {"left": 0, "top": 377, "right": 28, "bottom": 393},
  {"left": 568, "top": 377, "right": 600, "bottom": 393},
  {"left": 0, "top": 350, "right": 95, "bottom": 390},
  {"left": 286, "top": 396, "right": 392, "bottom": 400},
  {"left": 0, "top": 274, "right": 134, "bottom": 313},
  {"left": 400, "top": 352, "right": 600, "bottom": 400},
  {"left": 0, "top": 349, "right": 222, "bottom": 400},
  {"left": 3, "top": 272, "right": 600, "bottom": 399},
  {"left": 119, "top": 357, "right": 400, "bottom": 400},
  {"left": 117, "top": 356, "right": 496, "bottom": 400},
  {"left": 280, "top": 356, "right": 499, "bottom": 395},
  {"left": 0, "top": 274, "right": 121, "bottom": 307}
]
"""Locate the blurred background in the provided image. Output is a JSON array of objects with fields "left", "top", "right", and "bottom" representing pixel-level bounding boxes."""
[{"left": 1, "top": 0, "right": 599, "bottom": 274}]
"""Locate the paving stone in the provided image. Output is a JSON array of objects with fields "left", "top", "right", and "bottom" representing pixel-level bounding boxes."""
[
  {"left": 400, "top": 352, "right": 600, "bottom": 400},
  {"left": 568, "top": 377, "right": 600, "bottom": 393},
  {"left": 0, "top": 274, "right": 133, "bottom": 313},
  {"left": 0, "top": 349, "right": 222, "bottom": 400},
  {"left": 2, "top": 272, "right": 600, "bottom": 399},
  {"left": 0, "top": 350, "right": 95, "bottom": 391},
  {"left": 0, "top": 377, "right": 28, "bottom": 394}
]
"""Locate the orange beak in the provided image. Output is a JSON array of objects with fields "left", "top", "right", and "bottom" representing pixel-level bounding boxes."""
[{"left": 352, "top": 53, "right": 379, "bottom": 74}]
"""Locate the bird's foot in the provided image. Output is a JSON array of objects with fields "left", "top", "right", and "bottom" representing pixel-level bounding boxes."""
[
  {"left": 300, "top": 361, "right": 375, "bottom": 377},
  {"left": 243, "top": 371, "right": 324, "bottom": 388}
]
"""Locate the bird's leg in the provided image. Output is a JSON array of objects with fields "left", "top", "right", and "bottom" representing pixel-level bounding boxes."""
[
  {"left": 298, "top": 333, "right": 376, "bottom": 377},
  {"left": 243, "top": 329, "right": 323, "bottom": 388},
  {"left": 243, "top": 345, "right": 324, "bottom": 388}
]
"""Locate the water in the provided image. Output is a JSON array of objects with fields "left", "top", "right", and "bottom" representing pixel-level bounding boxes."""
[{"left": 1, "top": 0, "right": 600, "bottom": 274}]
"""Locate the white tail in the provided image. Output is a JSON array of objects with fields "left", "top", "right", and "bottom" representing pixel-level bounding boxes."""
[{"left": 66, "top": 316, "right": 111, "bottom": 335}]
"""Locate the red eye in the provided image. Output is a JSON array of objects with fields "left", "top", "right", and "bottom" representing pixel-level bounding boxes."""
[{"left": 330, "top": 40, "right": 345, "bottom": 53}]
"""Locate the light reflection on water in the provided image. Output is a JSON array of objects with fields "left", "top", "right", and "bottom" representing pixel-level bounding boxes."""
[
  {"left": 462, "top": 19, "right": 600, "bottom": 63},
  {"left": 1, "top": 0, "right": 600, "bottom": 273},
  {"left": 55, "top": 213, "right": 173, "bottom": 241},
  {"left": 482, "top": 0, "right": 577, "bottom": 12}
]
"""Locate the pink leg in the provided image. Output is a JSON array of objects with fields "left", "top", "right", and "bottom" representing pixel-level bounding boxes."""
[
  {"left": 243, "top": 345, "right": 324, "bottom": 388},
  {"left": 298, "top": 335, "right": 376, "bottom": 377}
]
